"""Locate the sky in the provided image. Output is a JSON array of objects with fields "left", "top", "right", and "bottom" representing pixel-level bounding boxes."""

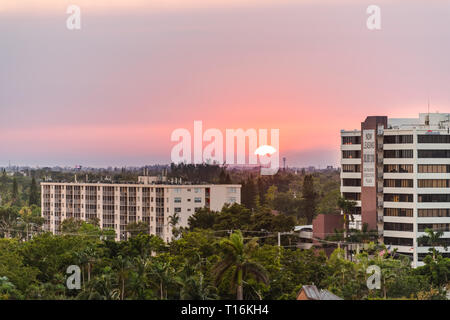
[{"left": 1, "top": 0, "right": 449, "bottom": 168}]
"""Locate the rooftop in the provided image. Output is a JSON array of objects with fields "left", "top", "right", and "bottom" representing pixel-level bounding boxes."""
[{"left": 342, "top": 113, "right": 450, "bottom": 132}]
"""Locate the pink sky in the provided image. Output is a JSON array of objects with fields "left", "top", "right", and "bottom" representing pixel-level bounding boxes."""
[{"left": 1, "top": 1, "right": 449, "bottom": 167}]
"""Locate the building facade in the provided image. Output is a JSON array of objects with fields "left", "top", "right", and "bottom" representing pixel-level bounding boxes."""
[
  {"left": 341, "top": 113, "right": 450, "bottom": 267},
  {"left": 41, "top": 176, "right": 241, "bottom": 242}
]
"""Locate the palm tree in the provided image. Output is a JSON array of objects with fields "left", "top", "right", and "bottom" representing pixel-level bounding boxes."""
[
  {"left": 113, "top": 255, "right": 131, "bottom": 300},
  {"left": 168, "top": 212, "right": 181, "bottom": 239},
  {"left": 77, "top": 267, "right": 120, "bottom": 300},
  {"left": 75, "top": 246, "right": 98, "bottom": 287},
  {"left": 418, "top": 228, "right": 448, "bottom": 261},
  {"left": 169, "top": 212, "right": 180, "bottom": 227},
  {"left": 180, "top": 273, "right": 218, "bottom": 300},
  {"left": 212, "top": 230, "right": 269, "bottom": 300},
  {"left": 130, "top": 257, "right": 151, "bottom": 299},
  {"left": 0, "top": 206, "right": 19, "bottom": 238},
  {"left": 179, "top": 264, "right": 218, "bottom": 300},
  {"left": 146, "top": 259, "right": 178, "bottom": 299}
]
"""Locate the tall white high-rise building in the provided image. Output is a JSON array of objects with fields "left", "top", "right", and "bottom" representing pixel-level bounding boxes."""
[{"left": 341, "top": 113, "right": 450, "bottom": 267}]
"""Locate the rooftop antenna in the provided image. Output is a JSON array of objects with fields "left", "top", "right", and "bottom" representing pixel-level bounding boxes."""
[{"left": 425, "top": 97, "right": 430, "bottom": 126}]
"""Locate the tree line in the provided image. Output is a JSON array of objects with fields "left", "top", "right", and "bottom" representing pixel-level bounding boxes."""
[{"left": 0, "top": 202, "right": 449, "bottom": 300}]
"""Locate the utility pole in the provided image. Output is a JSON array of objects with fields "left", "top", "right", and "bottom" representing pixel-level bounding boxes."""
[{"left": 278, "top": 231, "right": 293, "bottom": 247}]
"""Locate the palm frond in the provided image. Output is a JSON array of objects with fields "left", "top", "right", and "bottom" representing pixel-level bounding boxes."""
[
  {"left": 211, "top": 259, "right": 234, "bottom": 285},
  {"left": 242, "top": 261, "right": 269, "bottom": 285}
]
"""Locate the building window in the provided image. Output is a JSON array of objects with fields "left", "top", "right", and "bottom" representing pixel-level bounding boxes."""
[
  {"left": 418, "top": 150, "right": 450, "bottom": 158},
  {"left": 342, "top": 150, "right": 361, "bottom": 159},
  {"left": 383, "top": 135, "right": 413, "bottom": 144},
  {"left": 343, "top": 192, "right": 360, "bottom": 201},
  {"left": 418, "top": 194, "right": 450, "bottom": 202},
  {"left": 174, "top": 197, "right": 181, "bottom": 203},
  {"left": 418, "top": 209, "right": 450, "bottom": 217},
  {"left": 384, "top": 208, "right": 413, "bottom": 217},
  {"left": 384, "top": 222, "right": 413, "bottom": 232},
  {"left": 384, "top": 194, "right": 413, "bottom": 202},
  {"left": 418, "top": 179, "right": 450, "bottom": 188},
  {"left": 384, "top": 179, "right": 413, "bottom": 188},
  {"left": 342, "top": 179, "right": 361, "bottom": 187},
  {"left": 342, "top": 164, "right": 360, "bottom": 173},
  {"left": 384, "top": 237, "right": 413, "bottom": 246},
  {"left": 194, "top": 197, "right": 202, "bottom": 203},
  {"left": 384, "top": 150, "right": 413, "bottom": 158},
  {"left": 342, "top": 136, "right": 361, "bottom": 145},
  {"left": 418, "top": 164, "right": 450, "bottom": 173},
  {"left": 384, "top": 164, "right": 413, "bottom": 173},
  {"left": 418, "top": 135, "right": 450, "bottom": 144}
]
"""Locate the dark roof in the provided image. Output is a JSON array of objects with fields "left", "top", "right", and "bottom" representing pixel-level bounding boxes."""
[
  {"left": 319, "top": 289, "right": 343, "bottom": 300},
  {"left": 299, "top": 285, "right": 343, "bottom": 300},
  {"left": 301, "top": 285, "right": 321, "bottom": 300}
]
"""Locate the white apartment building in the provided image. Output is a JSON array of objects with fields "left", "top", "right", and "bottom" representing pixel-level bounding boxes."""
[
  {"left": 341, "top": 113, "right": 450, "bottom": 267},
  {"left": 41, "top": 176, "right": 241, "bottom": 242}
]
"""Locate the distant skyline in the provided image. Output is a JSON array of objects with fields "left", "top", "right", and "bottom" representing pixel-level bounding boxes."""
[{"left": 1, "top": 1, "right": 449, "bottom": 168}]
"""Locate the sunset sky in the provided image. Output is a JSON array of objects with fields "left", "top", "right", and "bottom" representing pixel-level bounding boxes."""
[{"left": 1, "top": 0, "right": 449, "bottom": 167}]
